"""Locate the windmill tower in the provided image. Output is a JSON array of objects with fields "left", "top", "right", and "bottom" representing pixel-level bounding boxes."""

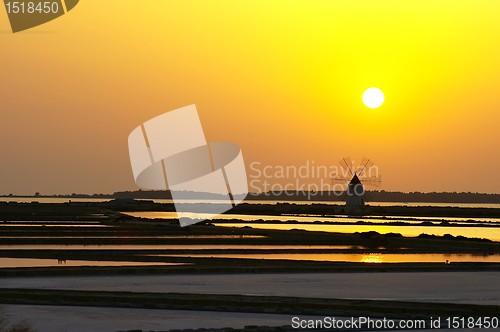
[
  {"left": 346, "top": 173, "right": 365, "bottom": 208},
  {"left": 332, "top": 157, "right": 382, "bottom": 211}
]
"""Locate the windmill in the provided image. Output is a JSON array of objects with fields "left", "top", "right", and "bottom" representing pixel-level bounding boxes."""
[{"left": 331, "top": 157, "right": 382, "bottom": 209}]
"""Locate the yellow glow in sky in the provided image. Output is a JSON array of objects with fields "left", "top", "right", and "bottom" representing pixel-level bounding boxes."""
[{"left": 0, "top": 1, "right": 499, "bottom": 194}]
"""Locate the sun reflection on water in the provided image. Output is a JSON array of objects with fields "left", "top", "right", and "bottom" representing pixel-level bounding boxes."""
[{"left": 360, "top": 253, "right": 383, "bottom": 263}]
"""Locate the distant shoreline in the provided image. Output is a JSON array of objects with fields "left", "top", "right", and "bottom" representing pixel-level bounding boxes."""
[{"left": 1, "top": 189, "right": 499, "bottom": 204}]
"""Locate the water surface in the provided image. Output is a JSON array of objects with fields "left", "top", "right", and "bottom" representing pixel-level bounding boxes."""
[
  {"left": 0, "top": 244, "right": 354, "bottom": 250},
  {"left": 124, "top": 212, "right": 499, "bottom": 225},
  {"left": 0, "top": 257, "right": 183, "bottom": 268},
  {"left": 215, "top": 223, "right": 500, "bottom": 241},
  {"left": 157, "top": 253, "right": 500, "bottom": 263}
]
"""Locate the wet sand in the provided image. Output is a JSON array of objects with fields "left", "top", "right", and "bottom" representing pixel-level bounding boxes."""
[
  {"left": 1, "top": 271, "right": 498, "bottom": 305},
  {"left": 1, "top": 201, "right": 499, "bottom": 331},
  {"left": 0, "top": 304, "right": 488, "bottom": 332},
  {"left": 0, "top": 304, "right": 302, "bottom": 332}
]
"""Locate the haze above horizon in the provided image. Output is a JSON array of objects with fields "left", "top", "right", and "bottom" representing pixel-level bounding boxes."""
[{"left": 0, "top": 1, "right": 499, "bottom": 195}]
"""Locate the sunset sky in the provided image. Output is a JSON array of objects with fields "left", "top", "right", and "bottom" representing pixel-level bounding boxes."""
[{"left": 0, "top": 1, "right": 499, "bottom": 195}]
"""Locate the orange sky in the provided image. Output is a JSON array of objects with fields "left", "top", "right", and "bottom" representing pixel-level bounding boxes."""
[{"left": 0, "top": 1, "right": 499, "bottom": 195}]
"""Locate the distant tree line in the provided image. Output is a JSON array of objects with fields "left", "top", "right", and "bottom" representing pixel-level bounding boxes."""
[
  {"left": 3, "top": 189, "right": 499, "bottom": 204},
  {"left": 108, "top": 190, "right": 499, "bottom": 203}
]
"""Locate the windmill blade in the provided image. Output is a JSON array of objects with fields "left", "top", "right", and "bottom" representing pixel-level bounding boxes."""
[
  {"left": 360, "top": 175, "right": 382, "bottom": 188},
  {"left": 339, "top": 158, "right": 353, "bottom": 177},
  {"left": 336, "top": 157, "right": 382, "bottom": 192},
  {"left": 363, "top": 182, "right": 382, "bottom": 189},
  {"left": 346, "top": 157, "right": 353, "bottom": 174},
  {"left": 339, "top": 158, "right": 349, "bottom": 172},
  {"left": 360, "top": 174, "right": 382, "bottom": 182},
  {"left": 365, "top": 160, "right": 375, "bottom": 173},
  {"left": 331, "top": 175, "right": 351, "bottom": 182},
  {"left": 331, "top": 176, "right": 350, "bottom": 192},
  {"left": 358, "top": 158, "right": 374, "bottom": 176},
  {"left": 358, "top": 157, "right": 368, "bottom": 174}
]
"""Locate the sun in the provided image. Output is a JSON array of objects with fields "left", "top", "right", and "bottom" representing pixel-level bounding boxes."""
[{"left": 362, "top": 87, "right": 384, "bottom": 109}]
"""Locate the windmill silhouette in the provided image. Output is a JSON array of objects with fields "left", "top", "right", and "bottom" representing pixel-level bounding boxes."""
[{"left": 332, "top": 157, "right": 382, "bottom": 208}]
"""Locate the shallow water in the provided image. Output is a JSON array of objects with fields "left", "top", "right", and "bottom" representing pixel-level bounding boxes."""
[
  {"left": 157, "top": 253, "right": 500, "bottom": 263},
  {"left": 0, "top": 244, "right": 355, "bottom": 250},
  {"left": 153, "top": 199, "right": 500, "bottom": 209},
  {"left": 0, "top": 197, "right": 112, "bottom": 203},
  {"left": 0, "top": 223, "right": 111, "bottom": 227},
  {"left": 124, "top": 211, "right": 499, "bottom": 225},
  {"left": 1, "top": 272, "right": 497, "bottom": 305},
  {"left": 0, "top": 257, "right": 183, "bottom": 268},
  {"left": 0, "top": 235, "right": 266, "bottom": 239},
  {"left": 215, "top": 223, "right": 500, "bottom": 241},
  {"left": 0, "top": 305, "right": 313, "bottom": 332}
]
